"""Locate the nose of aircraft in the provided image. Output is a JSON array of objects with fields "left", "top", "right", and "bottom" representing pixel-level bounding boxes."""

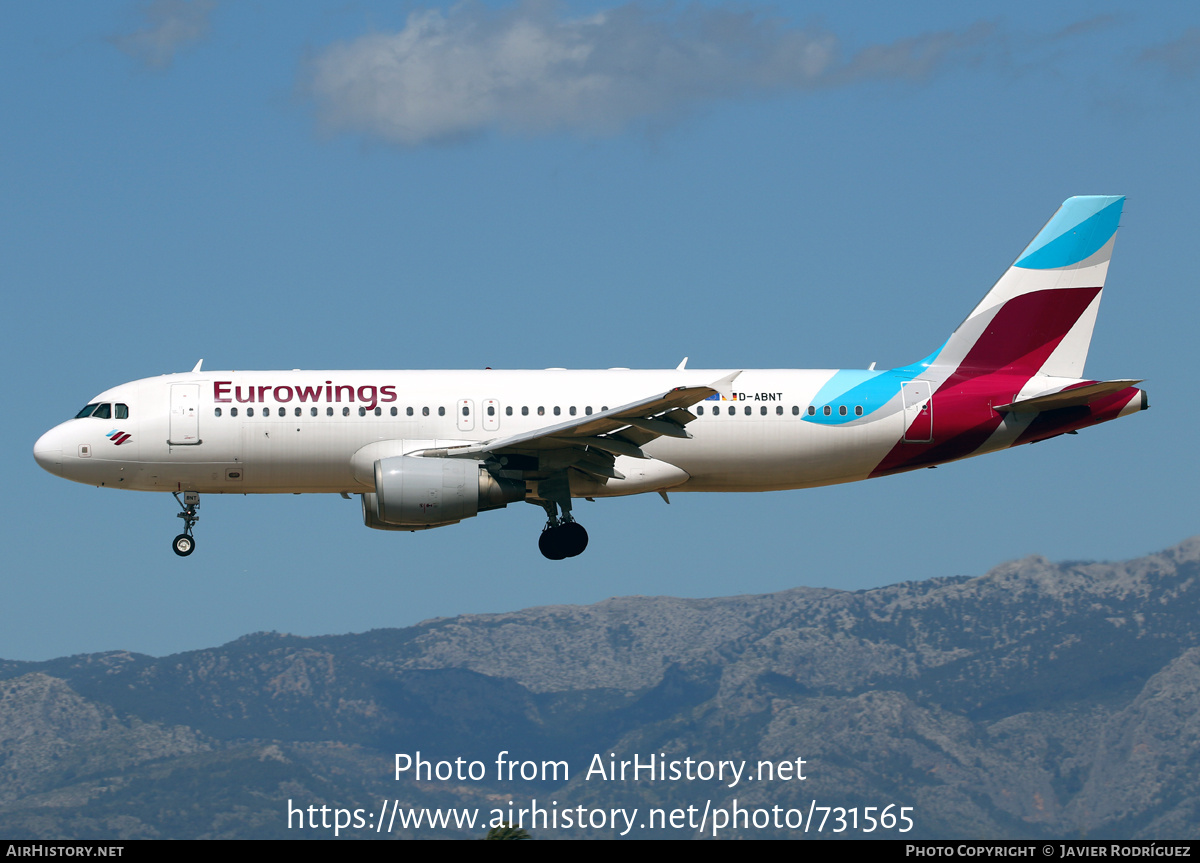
[{"left": 33, "top": 427, "right": 64, "bottom": 477}]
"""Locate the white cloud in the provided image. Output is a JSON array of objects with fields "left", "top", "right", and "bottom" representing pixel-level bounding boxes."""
[
  {"left": 1139, "top": 28, "right": 1200, "bottom": 78},
  {"left": 112, "top": 0, "right": 216, "bottom": 69},
  {"left": 304, "top": 2, "right": 991, "bottom": 147}
]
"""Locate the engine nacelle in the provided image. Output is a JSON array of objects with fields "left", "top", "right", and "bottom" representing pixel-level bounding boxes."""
[{"left": 362, "top": 456, "right": 525, "bottom": 531}]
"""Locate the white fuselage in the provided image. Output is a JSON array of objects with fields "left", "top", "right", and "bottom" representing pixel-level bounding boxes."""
[{"left": 35, "top": 368, "right": 912, "bottom": 497}]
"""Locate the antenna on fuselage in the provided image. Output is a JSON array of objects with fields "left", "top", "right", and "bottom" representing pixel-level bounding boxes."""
[
  {"left": 191, "top": 359, "right": 204, "bottom": 372},
  {"left": 676, "top": 357, "right": 688, "bottom": 370}
]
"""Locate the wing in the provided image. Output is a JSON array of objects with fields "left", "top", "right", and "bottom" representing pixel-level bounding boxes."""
[{"left": 411, "top": 370, "right": 742, "bottom": 483}]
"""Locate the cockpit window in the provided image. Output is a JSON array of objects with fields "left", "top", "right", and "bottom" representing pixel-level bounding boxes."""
[{"left": 75, "top": 402, "right": 128, "bottom": 419}]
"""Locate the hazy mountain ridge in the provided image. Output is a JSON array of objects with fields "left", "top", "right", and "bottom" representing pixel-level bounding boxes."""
[{"left": 2, "top": 538, "right": 1199, "bottom": 838}]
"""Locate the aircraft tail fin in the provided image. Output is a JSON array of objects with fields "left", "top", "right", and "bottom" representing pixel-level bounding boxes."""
[{"left": 927, "top": 196, "right": 1124, "bottom": 379}]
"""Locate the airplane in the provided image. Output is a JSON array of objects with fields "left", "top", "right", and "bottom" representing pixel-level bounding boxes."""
[{"left": 33, "top": 195, "right": 1147, "bottom": 560}]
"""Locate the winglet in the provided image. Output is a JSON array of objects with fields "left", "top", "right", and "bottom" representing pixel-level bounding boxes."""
[
  {"left": 191, "top": 359, "right": 204, "bottom": 373},
  {"left": 708, "top": 370, "right": 742, "bottom": 399}
]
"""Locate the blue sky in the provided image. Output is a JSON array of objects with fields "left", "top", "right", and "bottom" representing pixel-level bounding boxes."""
[{"left": 2, "top": 1, "right": 1197, "bottom": 661}]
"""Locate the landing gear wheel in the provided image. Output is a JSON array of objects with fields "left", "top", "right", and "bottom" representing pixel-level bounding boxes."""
[
  {"left": 537, "top": 521, "right": 588, "bottom": 560},
  {"left": 539, "top": 527, "right": 568, "bottom": 560},
  {"left": 559, "top": 521, "right": 588, "bottom": 558},
  {"left": 172, "top": 534, "right": 195, "bottom": 557}
]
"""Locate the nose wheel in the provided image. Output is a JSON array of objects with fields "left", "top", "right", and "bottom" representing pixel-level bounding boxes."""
[{"left": 172, "top": 491, "right": 199, "bottom": 557}]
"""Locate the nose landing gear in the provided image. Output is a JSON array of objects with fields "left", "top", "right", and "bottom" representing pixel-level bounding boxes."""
[{"left": 172, "top": 491, "right": 199, "bottom": 557}]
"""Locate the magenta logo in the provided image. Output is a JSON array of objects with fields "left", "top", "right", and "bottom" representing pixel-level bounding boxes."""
[{"left": 106, "top": 429, "right": 132, "bottom": 446}]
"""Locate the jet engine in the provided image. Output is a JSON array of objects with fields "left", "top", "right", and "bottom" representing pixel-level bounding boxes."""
[{"left": 362, "top": 456, "right": 525, "bottom": 531}]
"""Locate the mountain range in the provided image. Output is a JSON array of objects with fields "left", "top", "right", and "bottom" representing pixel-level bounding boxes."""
[{"left": 3, "top": 538, "right": 1199, "bottom": 839}]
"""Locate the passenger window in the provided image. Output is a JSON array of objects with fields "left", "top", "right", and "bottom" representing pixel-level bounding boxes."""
[
  {"left": 374, "top": 407, "right": 381, "bottom": 416},
  {"left": 776, "top": 406, "right": 783, "bottom": 415},
  {"left": 505, "top": 406, "right": 512, "bottom": 416},
  {"left": 343, "top": 407, "right": 350, "bottom": 417},
  {"left": 390, "top": 407, "right": 397, "bottom": 416},
  {"left": 855, "top": 406, "right": 863, "bottom": 416},
  {"left": 585, "top": 406, "right": 593, "bottom": 415},
  {"left": 295, "top": 407, "right": 302, "bottom": 417},
  {"left": 326, "top": 407, "right": 333, "bottom": 417},
  {"left": 438, "top": 407, "right": 445, "bottom": 416},
  {"left": 744, "top": 406, "right": 751, "bottom": 416},
  {"left": 278, "top": 407, "right": 286, "bottom": 417},
  {"left": 839, "top": 405, "right": 847, "bottom": 416},
  {"left": 488, "top": 406, "right": 496, "bottom": 416},
  {"left": 215, "top": 407, "right": 222, "bottom": 417},
  {"left": 312, "top": 407, "right": 319, "bottom": 417},
  {"left": 823, "top": 406, "right": 831, "bottom": 416},
  {"left": 761, "top": 406, "right": 767, "bottom": 415},
  {"left": 115, "top": 404, "right": 129, "bottom": 419},
  {"left": 792, "top": 406, "right": 799, "bottom": 415},
  {"left": 728, "top": 406, "right": 735, "bottom": 415},
  {"left": 602, "top": 406, "right": 608, "bottom": 411},
  {"left": 569, "top": 406, "right": 576, "bottom": 416},
  {"left": 358, "top": 407, "right": 366, "bottom": 417},
  {"left": 231, "top": 407, "right": 238, "bottom": 417},
  {"left": 538, "top": 406, "right": 545, "bottom": 416},
  {"left": 422, "top": 407, "right": 429, "bottom": 417},
  {"left": 521, "top": 406, "right": 528, "bottom": 416},
  {"left": 554, "top": 407, "right": 561, "bottom": 416},
  {"left": 248, "top": 408, "right": 255, "bottom": 417},
  {"left": 407, "top": 407, "right": 414, "bottom": 416},
  {"left": 697, "top": 406, "right": 705, "bottom": 416},
  {"left": 462, "top": 406, "right": 469, "bottom": 417}
]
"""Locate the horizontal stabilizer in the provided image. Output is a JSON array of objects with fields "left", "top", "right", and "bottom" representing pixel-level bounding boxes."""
[{"left": 994, "top": 379, "right": 1142, "bottom": 413}]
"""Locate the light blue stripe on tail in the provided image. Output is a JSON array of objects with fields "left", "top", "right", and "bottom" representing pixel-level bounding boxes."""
[{"left": 1015, "top": 196, "right": 1124, "bottom": 270}]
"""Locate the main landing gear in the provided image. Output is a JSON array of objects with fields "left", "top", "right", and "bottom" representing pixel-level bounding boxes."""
[
  {"left": 535, "top": 480, "right": 588, "bottom": 559},
  {"left": 538, "top": 515, "right": 589, "bottom": 560},
  {"left": 172, "top": 491, "right": 199, "bottom": 557}
]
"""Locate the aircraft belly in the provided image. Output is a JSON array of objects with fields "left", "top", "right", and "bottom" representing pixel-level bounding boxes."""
[{"left": 648, "top": 414, "right": 900, "bottom": 492}]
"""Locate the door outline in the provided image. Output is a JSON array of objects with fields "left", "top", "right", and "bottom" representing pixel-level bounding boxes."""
[
  {"left": 457, "top": 399, "right": 475, "bottom": 432},
  {"left": 901, "top": 380, "right": 933, "bottom": 443},
  {"left": 169, "top": 384, "right": 202, "bottom": 445},
  {"left": 483, "top": 399, "right": 500, "bottom": 432}
]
